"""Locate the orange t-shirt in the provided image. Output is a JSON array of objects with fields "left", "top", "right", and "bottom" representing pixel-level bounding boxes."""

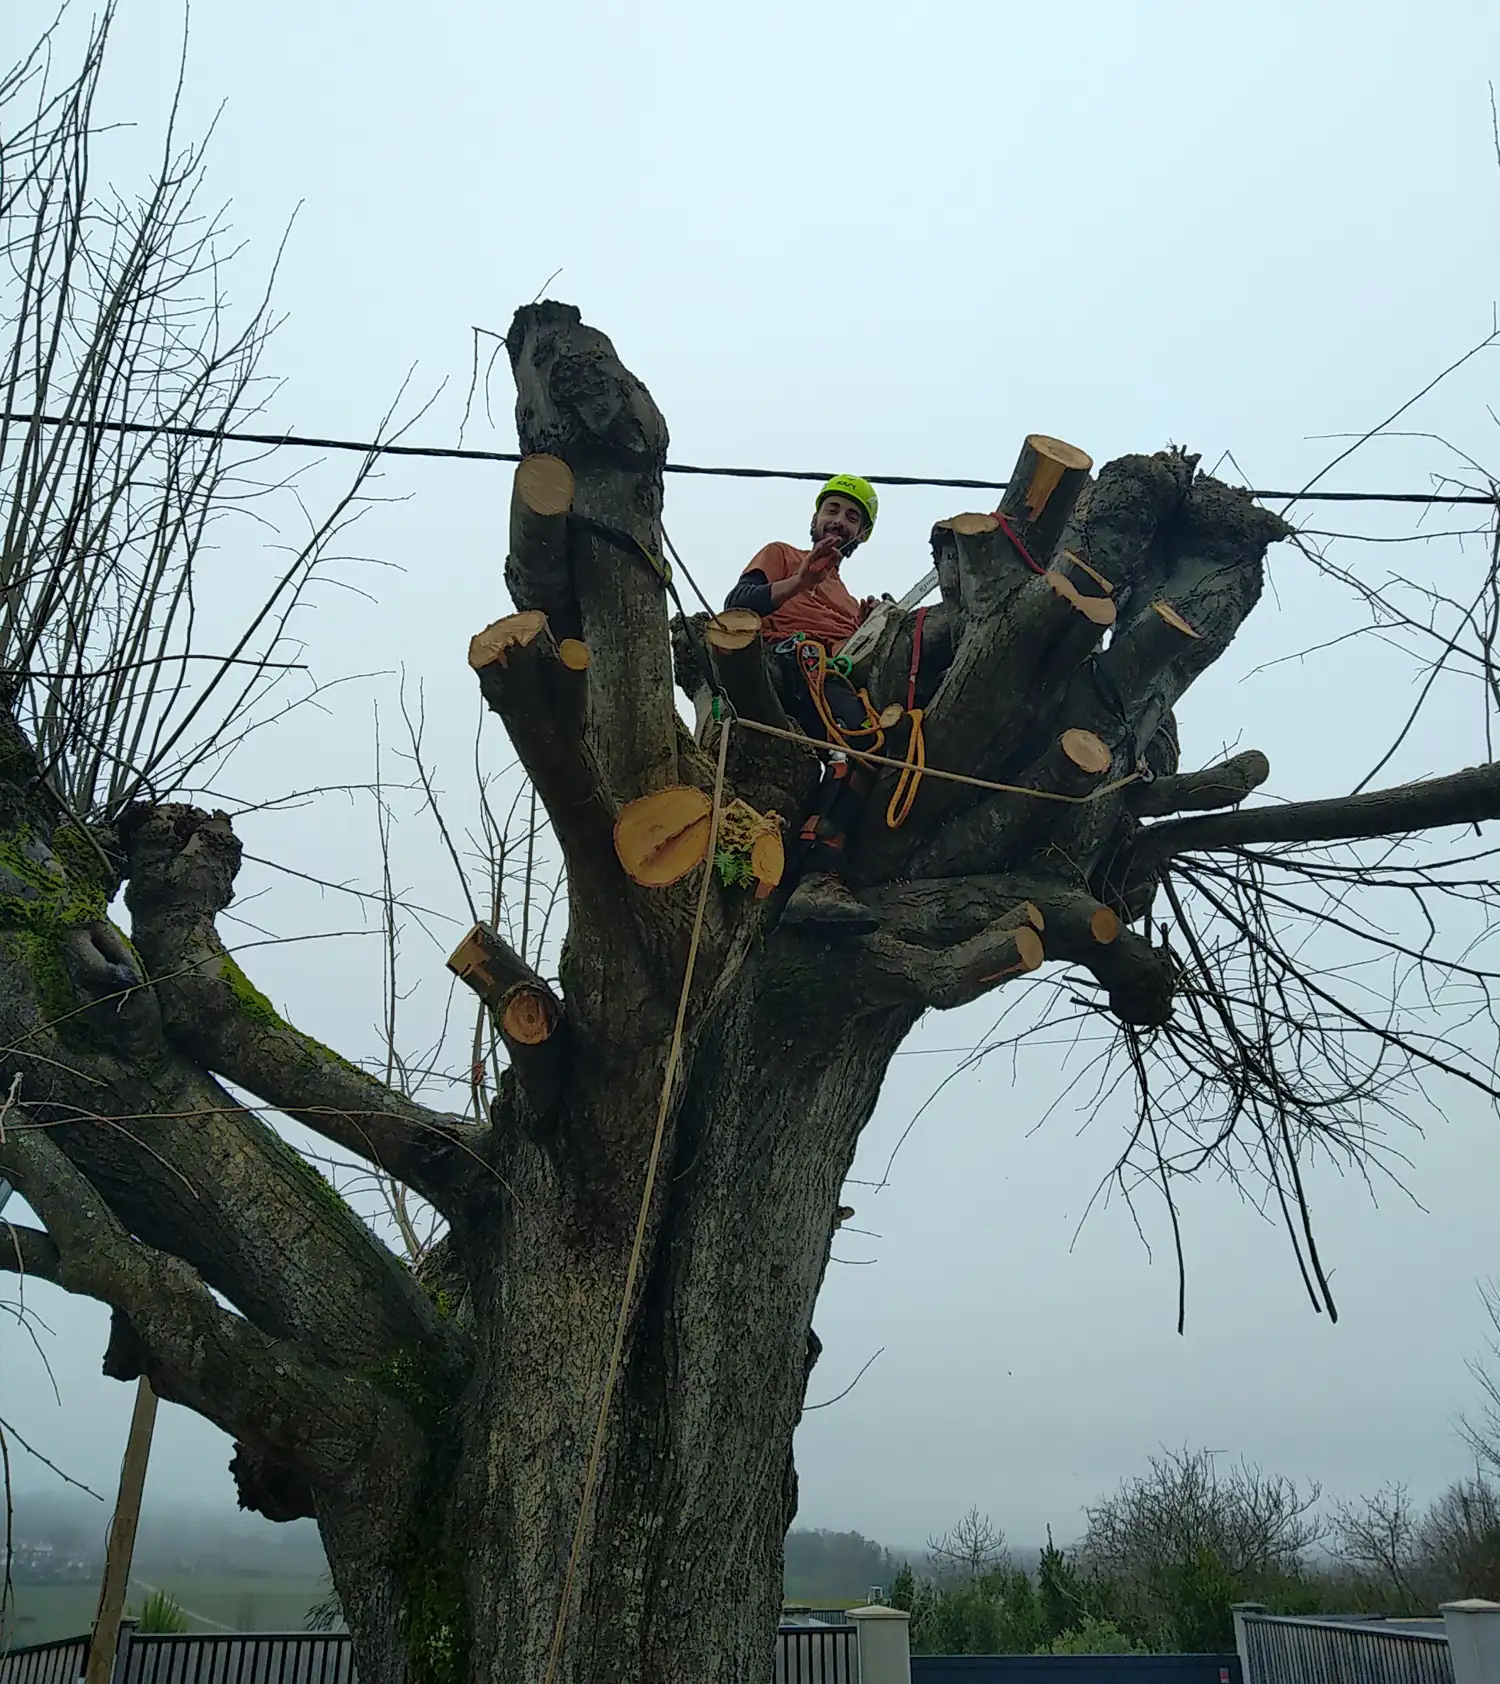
[{"left": 742, "top": 542, "right": 863, "bottom": 651}]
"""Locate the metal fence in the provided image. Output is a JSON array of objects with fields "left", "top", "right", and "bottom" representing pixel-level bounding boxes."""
[
  {"left": 774, "top": 1623, "right": 858, "bottom": 1684},
  {"left": 118, "top": 1634, "right": 355, "bottom": 1684},
  {"left": 911, "top": 1657, "right": 1240, "bottom": 1684},
  {"left": 0, "top": 1636, "right": 88, "bottom": 1684},
  {"left": 0, "top": 1634, "right": 354, "bottom": 1684},
  {"left": 1239, "top": 1612, "right": 1454, "bottom": 1684},
  {"left": 5, "top": 1623, "right": 854, "bottom": 1684}
]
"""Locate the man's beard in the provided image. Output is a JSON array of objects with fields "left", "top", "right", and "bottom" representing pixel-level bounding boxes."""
[{"left": 809, "top": 519, "right": 858, "bottom": 557}]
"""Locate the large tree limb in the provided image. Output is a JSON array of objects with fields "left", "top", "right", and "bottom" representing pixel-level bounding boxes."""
[
  {"left": 470, "top": 610, "right": 617, "bottom": 877},
  {"left": 508, "top": 302, "right": 678, "bottom": 806},
  {"left": 864, "top": 871, "right": 1177, "bottom": 1025},
  {"left": 696, "top": 612, "right": 819, "bottom": 820},
  {"left": 0, "top": 777, "right": 453, "bottom": 1369},
  {"left": 0, "top": 1120, "right": 423, "bottom": 1491},
  {"left": 857, "top": 451, "right": 1200, "bottom": 882},
  {"left": 1126, "top": 759, "right": 1500, "bottom": 875},
  {"left": 908, "top": 466, "right": 1287, "bottom": 880},
  {"left": 121, "top": 803, "right": 488, "bottom": 1216},
  {"left": 1128, "top": 749, "right": 1271, "bottom": 817},
  {"left": 446, "top": 925, "right": 571, "bottom": 1118},
  {"left": 0, "top": 1219, "right": 61, "bottom": 1280}
]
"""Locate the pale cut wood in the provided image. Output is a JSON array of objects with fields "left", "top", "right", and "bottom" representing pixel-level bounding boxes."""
[
  {"left": 1152, "top": 600, "right": 1203, "bottom": 638},
  {"left": 997, "top": 900, "right": 1045, "bottom": 933},
  {"left": 706, "top": 620, "right": 795, "bottom": 733},
  {"left": 446, "top": 923, "right": 532, "bottom": 1010},
  {"left": 502, "top": 985, "right": 559, "bottom": 1046},
  {"left": 1061, "top": 549, "right": 1115, "bottom": 595},
  {"left": 1014, "top": 925, "right": 1045, "bottom": 971},
  {"left": 1090, "top": 906, "right": 1121, "bottom": 945},
  {"left": 469, "top": 611, "right": 547, "bottom": 671},
  {"left": 995, "top": 435, "right": 1094, "bottom": 571},
  {"left": 704, "top": 608, "right": 762, "bottom": 653},
  {"left": 876, "top": 703, "right": 904, "bottom": 729},
  {"left": 1020, "top": 436, "right": 1093, "bottom": 525},
  {"left": 750, "top": 827, "right": 785, "bottom": 896},
  {"left": 937, "top": 512, "right": 1000, "bottom": 537},
  {"left": 1060, "top": 728, "right": 1112, "bottom": 775},
  {"left": 514, "top": 452, "right": 575, "bottom": 517},
  {"left": 506, "top": 455, "right": 579, "bottom": 640},
  {"left": 977, "top": 924, "right": 1046, "bottom": 984},
  {"left": 1046, "top": 570, "right": 1117, "bottom": 627},
  {"left": 614, "top": 786, "right": 714, "bottom": 887},
  {"left": 557, "top": 638, "right": 591, "bottom": 671}
]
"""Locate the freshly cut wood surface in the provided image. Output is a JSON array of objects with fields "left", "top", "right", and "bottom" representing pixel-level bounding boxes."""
[{"left": 614, "top": 786, "right": 715, "bottom": 886}]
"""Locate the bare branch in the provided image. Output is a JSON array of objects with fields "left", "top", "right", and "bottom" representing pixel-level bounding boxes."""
[
  {"left": 0, "top": 1118, "right": 423, "bottom": 1490},
  {"left": 1130, "top": 760, "right": 1500, "bottom": 874},
  {"left": 121, "top": 802, "right": 489, "bottom": 1213}
]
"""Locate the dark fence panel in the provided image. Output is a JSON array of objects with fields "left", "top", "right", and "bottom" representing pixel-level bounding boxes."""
[
  {"left": 1240, "top": 1614, "right": 1453, "bottom": 1684},
  {"left": 0, "top": 1636, "right": 88, "bottom": 1684},
  {"left": 119, "top": 1634, "right": 354, "bottom": 1684},
  {"left": 912, "top": 1656, "right": 1241, "bottom": 1684},
  {"left": 775, "top": 1624, "right": 858, "bottom": 1684}
]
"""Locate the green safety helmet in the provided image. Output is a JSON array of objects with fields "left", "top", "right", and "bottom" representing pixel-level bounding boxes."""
[{"left": 815, "top": 474, "right": 878, "bottom": 542}]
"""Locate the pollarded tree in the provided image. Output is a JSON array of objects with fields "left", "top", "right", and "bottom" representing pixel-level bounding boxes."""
[{"left": 8, "top": 19, "right": 1500, "bottom": 1684}]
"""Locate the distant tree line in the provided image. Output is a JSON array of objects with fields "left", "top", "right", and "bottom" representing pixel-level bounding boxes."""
[
  {"left": 885, "top": 1450, "right": 1500, "bottom": 1656},
  {"left": 799, "top": 1281, "right": 1500, "bottom": 1654},
  {"left": 783, "top": 1529, "right": 903, "bottom": 1604}
]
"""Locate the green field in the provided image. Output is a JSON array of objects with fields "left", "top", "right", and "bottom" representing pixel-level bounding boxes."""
[{"left": 6, "top": 1577, "right": 329, "bottom": 1646}]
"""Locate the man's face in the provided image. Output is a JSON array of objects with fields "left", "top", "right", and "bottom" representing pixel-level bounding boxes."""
[{"left": 811, "top": 495, "right": 868, "bottom": 554}]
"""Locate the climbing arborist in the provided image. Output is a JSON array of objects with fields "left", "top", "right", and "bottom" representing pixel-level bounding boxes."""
[{"left": 723, "top": 475, "right": 883, "bottom": 934}]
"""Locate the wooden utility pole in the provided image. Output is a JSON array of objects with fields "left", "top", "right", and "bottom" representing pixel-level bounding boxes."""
[{"left": 85, "top": 1377, "right": 158, "bottom": 1684}]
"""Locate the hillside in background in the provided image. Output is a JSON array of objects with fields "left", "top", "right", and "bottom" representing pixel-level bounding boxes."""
[{"left": 3, "top": 1493, "right": 911, "bottom": 1642}]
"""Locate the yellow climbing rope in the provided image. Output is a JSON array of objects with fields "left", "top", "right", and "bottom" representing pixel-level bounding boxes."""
[{"left": 886, "top": 707, "right": 926, "bottom": 830}]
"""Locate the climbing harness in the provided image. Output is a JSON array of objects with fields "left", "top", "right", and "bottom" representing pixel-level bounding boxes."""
[
  {"left": 787, "top": 635, "right": 886, "bottom": 756},
  {"left": 777, "top": 630, "right": 937, "bottom": 831}
]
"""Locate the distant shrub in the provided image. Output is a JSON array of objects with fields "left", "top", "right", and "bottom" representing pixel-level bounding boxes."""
[{"left": 135, "top": 1590, "right": 189, "bottom": 1634}]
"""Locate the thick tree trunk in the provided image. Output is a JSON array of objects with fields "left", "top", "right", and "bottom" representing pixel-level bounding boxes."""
[{"left": 441, "top": 986, "right": 912, "bottom": 1683}]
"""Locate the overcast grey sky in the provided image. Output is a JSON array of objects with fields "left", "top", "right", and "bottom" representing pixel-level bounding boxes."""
[{"left": 5, "top": 0, "right": 1500, "bottom": 1555}]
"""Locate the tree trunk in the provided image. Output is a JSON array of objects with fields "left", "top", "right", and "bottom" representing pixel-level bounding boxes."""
[{"left": 441, "top": 986, "right": 912, "bottom": 1683}]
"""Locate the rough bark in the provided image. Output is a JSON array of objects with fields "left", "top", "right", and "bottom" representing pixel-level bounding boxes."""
[{"left": 8, "top": 300, "right": 1500, "bottom": 1684}]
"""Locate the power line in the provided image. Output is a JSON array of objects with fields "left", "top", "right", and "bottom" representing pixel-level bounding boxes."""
[{"left": 2, "top": 409, "right": 1496, "bottom": 506}]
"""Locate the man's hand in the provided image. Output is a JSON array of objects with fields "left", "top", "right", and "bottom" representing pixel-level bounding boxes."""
[
  {"left": 764, "top": 536, "right": 844, "bottom": 612},
  {"left": 791, "top": 534, "right": 841, "bottom": 595}
]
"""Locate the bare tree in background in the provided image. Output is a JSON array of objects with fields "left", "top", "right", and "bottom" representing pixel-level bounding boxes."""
[
  {"left": 927, "top": 1508, "right": 1012, "bottom": 1582},
  {"left": 1080, "top": 1449, "right": 1325, "bottom": 1587},
  {"left": 1414, "top": 1475, "right": 1500, "bottom": 1602},
  {"left": 1463, "top": 1280, "right": 1500, "bottom": 1478},
  {"left": 8, "top": 15, "right": 1500, "bottom": 1684},
  {"left": 1331, "top": 1483, "right": 1420, "bottom": 1611}
]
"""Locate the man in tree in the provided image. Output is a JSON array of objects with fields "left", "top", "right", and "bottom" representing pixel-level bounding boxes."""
[{"left": 723, "top": 475, "right": 885, "bottom": 932}]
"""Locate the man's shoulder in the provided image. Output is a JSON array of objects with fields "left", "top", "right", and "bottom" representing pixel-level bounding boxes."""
[{"left": 744, "top": 540, "right": 807, "bottom": 579}]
